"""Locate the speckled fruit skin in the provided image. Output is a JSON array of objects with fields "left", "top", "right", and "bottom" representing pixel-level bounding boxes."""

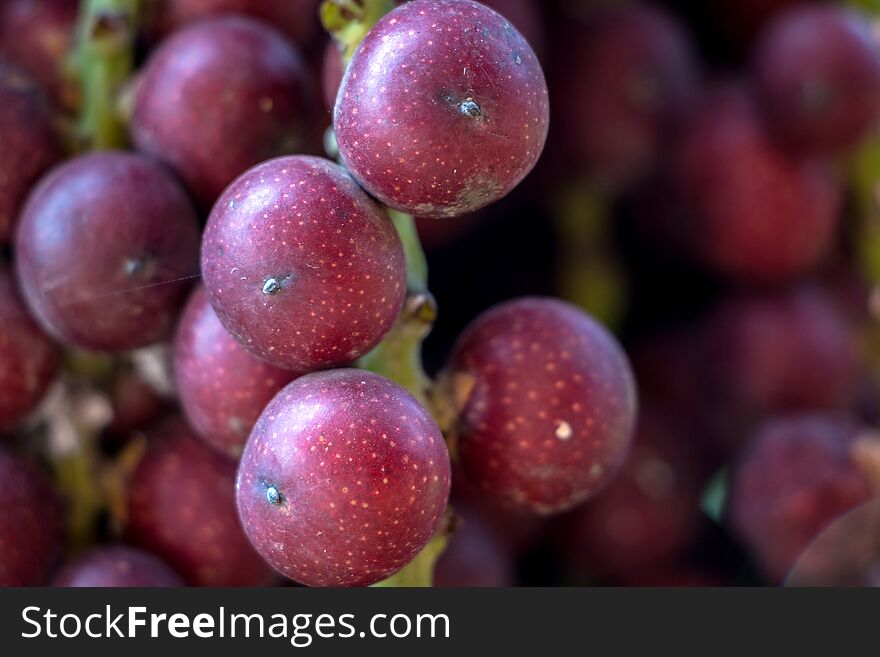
[
  {"left": 674, "top": 85, "right": 840, "bottom": 283},
  {"left": 554, "top": 5, "right": 696, "bottom": 190},
  {"left": 174, "top": 285, "right": 301, "bottom": 456},
  {"left": 0, "top": 266, "right": 59, "bottom": 431},
  {"left": 0, "top": 61, "right": 62, "bottom": 245},
  {"left": 131, "top": 16, "right": 311, "bottom": 211},
  {"left": 0, "top": 0, "right": 79, "bottom": 108},
  {"left": 725, "top": 415, "right": 874, "bottom": 583},
  {"left": 201, "top": 155, "right": 406, "bottom": 371},
  {"left": 126, "top": 417, "right": 276, "bottom": 587},
  {"left": 334, "top": 0, "right": 549, "bottom": 219},
  {"left": 754, "top": 6, "right": 880, "bottom": 154},
  {"left": 14, "top": 151, "right": 200, "bottom": 353},
  {"left": 236, "top": 370, "right": 451, "bottom": 587},
  {"left": 154, "top": 0, "right": 320, "bottom": 47},
  {"left": 447, "top": 297, "right": 638, "bottom": 516},
  {"left": 0, "top": 446, "right": 64, "bottom": 586},
  {"left": 52, "top": 545, "right": 183, "bottom": 587}
]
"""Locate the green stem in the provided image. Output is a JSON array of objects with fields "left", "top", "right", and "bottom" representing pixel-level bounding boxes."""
[
  {"left": 321, "top": 0, "right": 449, "bottom": 588},
  {"left": 553, "top": 184, "right": 627, "bottom": 331},
  {"left": 371, "top": 532, "right": 450, "bottom": 587},
  {"left": 320, "top": 0, "right": 396, "bottom": 65},
  {"left": 389, "top": 209, "right": 429, "bottom": 292},
  {"left": 74, "top": 0, "right": 140, "bottom": 150}
]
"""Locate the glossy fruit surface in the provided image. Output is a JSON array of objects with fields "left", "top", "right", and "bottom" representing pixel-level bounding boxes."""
[
  {"left": 201, "top": 155, "right": 406, "bottom": 371},
  {"left": 131, "top": 16, "right": 311, "bottom": 210},
  {"left": 754, "top": 6, "right": 880, "bottom": 153},
  {"left": 236, "top": 370, "right": 451, "bottom": 587},
  {"left": 0, "top": 446, "right": 64, "bottom": 586},
  {"left": 174, "top": 285, "right": 300, "bottom": 456},
  {"left": 127, "top": 417, "right": 276, "bottom": 587},
  {"left": 447, "top": 297, "right": 637, "bottom": 515},
  {"left": 15, "top": 151, "right": 200, "bottom": 352},
  {"left": 334, "top": 0, "right": 549, "bottom": 218},
  {"left": 0, "top": 61, "right": 62, "bottom": 245},
  {"left": 0, "top": 265, "right": 59, "bottom": 430},
  {"left": 52, "top": 545, "right": 183, "bottom": 587}
]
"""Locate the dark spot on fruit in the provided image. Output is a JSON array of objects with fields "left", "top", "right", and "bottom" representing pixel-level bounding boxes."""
[
  {"left": 459, "top": 98, "right": 482, "bottom": 119},
  {"left": 262, "top": 276, "right": 289, "bottom": 295},
  {"left": 265, "top": 484, "right": 282, "bottom": 506}
]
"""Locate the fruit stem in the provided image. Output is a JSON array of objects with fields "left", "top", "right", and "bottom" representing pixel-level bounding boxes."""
[
  {"left": 389, "top": 210, "right": 429, "bottom": 292},
  {"left": 358, "top": 292, "right": 435, "bottom": 408},
  {"left": 320, "top": 0, "right": 396, "bottom": 65},
  {"left": 73, "top": 0, "right": 140, "bottom": 150},
  {"left": 554, "top": 184, "right": 627, "bottom": 330}
]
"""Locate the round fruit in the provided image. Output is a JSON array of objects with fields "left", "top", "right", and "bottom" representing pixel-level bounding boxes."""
[
  {"left": 236, "top": 369, "right": 451, "bottom": 587},
  {"left": 704, "top": 286, "right": 859, "bottom": 418},
  {"left": 559, "top": 406, "right": 702, "bottom": 579},
  {"left": 174, "top": 285, "right": 301, "bottom": 456},
  {"left": 0, "top": 446, "right": 64, "bottom": 586},
  {"left": 126, "top": 417, "right": 276, "bottom": 587},
  {"left": 52, "top": 545, "right": 183, "bottom": 587},
  {"left": 130, "top": 16, "right": 311, "bottom": 210},
  {"left": 0, "top": 60, "right": 62, "bottom": 245},
  {"left": 153, "top": 0, "right": 321, "bottom": 47},
  {"left": 201, "top": 155, "right": 406, "bottom": 371},
  {"left": 0, "top": 0, "right": 79, "bottom": 108},
  {"left": 555, "top": 4, "right": 696, "bottom": 189},
  {"left": 15, "top": 151, "right": 200, "bottom": 352},
  {"left": 673, "top": 85, "right": 840, "bottom": 282},
  {"left": 446, "top": 297, "right": 638, "bottom": 515},
  {"left": 725, "top": 415, "right": 875, "bottom": 583},
  {"left": 334, "top": 0, "right": 549, "bottom": 218},
  {"left": 0, "top": 265, "right": 59, "bottom": 430},
  {"left": 754, "top": 6, "right": 880, "bottom": 154}
]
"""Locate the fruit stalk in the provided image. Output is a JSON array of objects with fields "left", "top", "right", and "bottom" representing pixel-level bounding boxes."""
[
  {"left": 321, "top": 0, "right": 448, "bottom": 587},
  {"left": 73, "top": 0, "right": 140, "bottom": 150}
]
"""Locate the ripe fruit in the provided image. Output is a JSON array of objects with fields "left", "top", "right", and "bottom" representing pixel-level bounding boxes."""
[
  {"left": 0, "top": 265, "right": 59, "bottom": 430},
  {"left": 673, "top": 85, "right": 840, "bottom": 282},
  {"left": 559, "top": 406, "right": 703, "bottom": 579},
  {"left": 174, "top": 285, "right": 300, "bottom": 456},
  {"left": 434, "top": 505, "right": 515, "bottom": 587},
  {"left": 130, "top": 16, "right": 311, "bottom": 210},
  {"left": 15, "top": 151, "right": 200, "bottom": 352},
  {"left": 554, "top": 4, "right": 696, "bottom": 189},
  {"left": 788, "top": 498, "right": 880, "bottom": 586},
  {"left": 0, "top": 0, "right": 79, "bottom": 108},
  {"left": 153, "top": 0, "right": 321, "bottom": 47},
  {"left": 725, "top": 415, "right": 875, "bottom": 583},
  {"left": 52, "top": 545, "right": 183, "bottom": 587},
  {"left": 753, "top": 6, "right": 880, "bottom": 154},
  {"left": 201, "top": 155, "right": 406, "bottom": 371},
  {"left": 703, "top": 286, "right": 859, "bottom": 422},
  {"left": 334, "top": 0, "right": 549, "bottom": 218},
  {"left": 0, "top": 446, "right": 64, "bottom": 586},
  {"left": 0, "top": 61, "right": 62, "bottom": 245},
  {"left": 445, "top": 297, "right": 637, "bottom": 515},
  {"left": 126, "top": 417, "right": 276, "bottom": 587},
  {"left": 104, "top": 367, "right": 171, "bottom": 442},
  {"left": 236, "top": 370, "right": 451, "bottom": 587}
]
